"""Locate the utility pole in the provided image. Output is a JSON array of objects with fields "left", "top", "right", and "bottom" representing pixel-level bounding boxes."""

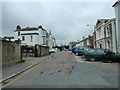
[{"left": 87, "top": 24, "right": 96, "bottom": 48}]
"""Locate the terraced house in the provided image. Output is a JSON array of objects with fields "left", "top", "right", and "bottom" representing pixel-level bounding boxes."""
[
  {"left": 75, "top": 35, "right": 94, "bottom": 48},
  {"left": 95, "top": 18, "right": 117, "bottom": 52}
]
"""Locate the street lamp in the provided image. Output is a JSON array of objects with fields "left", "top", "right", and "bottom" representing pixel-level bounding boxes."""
[
  {"left": 86, "top": 24, "right": 96, "bottom": 48},
  {"left": 86, "top": 24, "right": 95, "bottom": 33},
  {"left": 86, "top": 24, "right": 90, "bottom": 26}
]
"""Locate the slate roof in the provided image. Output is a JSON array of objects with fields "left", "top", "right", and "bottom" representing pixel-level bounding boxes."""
[
  {"left": 14, "top": 27, "right": 38, "bottom": 32},
  {"left": 21, "top": 33, "right": 39, "bottom": 35},
  {"left": 112, "top": 0, "right": 120, "bottom": 7}
]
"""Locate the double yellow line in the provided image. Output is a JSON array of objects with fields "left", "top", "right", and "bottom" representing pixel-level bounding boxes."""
[{"left": 1, "top": 59, "right": 50, "bottom": 88}]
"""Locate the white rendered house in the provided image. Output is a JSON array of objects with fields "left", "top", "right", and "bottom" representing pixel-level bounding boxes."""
[
  {"left": 95, "top": 18, "right": 117, "bottom": 52},
  {"left": 14, "top": 25, "right": 49, "bottom": 46},
  {"left": 113, "top": 0, "right": 120, "bottom": 52},
  {"left": 95, "top": 19, "right": 109, "bottom": 49},
  {"left": 48, "top": 31, "right": 56, "bottom": 50},
  {"left": 104, "top": 18, "right": 117, "bottom": 52}
]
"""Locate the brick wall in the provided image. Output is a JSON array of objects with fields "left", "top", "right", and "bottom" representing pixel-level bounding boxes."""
[
  {"left": 1, "top": 40, "right": 21, "bottom": 67},
  {"left": 34, "top": 45, "right": 49, "bottom": 57}
]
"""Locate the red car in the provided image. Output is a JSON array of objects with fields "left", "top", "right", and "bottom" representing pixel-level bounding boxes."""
[{"left": 22, "top": 48, "right": 34, "bottom": 53}]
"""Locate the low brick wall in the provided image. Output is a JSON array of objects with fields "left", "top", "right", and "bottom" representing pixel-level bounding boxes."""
[
  {"left": 1, "top": 40, "right": 21, "bottom": 67},
  {"left": 40, "top": 46, "right": 49, "bottom": 56},
  {"left": 34, "top": 45, "right": 49, "bottom": 57},
  {"left": 0, "top": 40, "right": 2, "bottom": 67}
]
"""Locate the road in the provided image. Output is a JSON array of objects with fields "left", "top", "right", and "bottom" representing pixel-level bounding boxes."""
[
  {"left": 2, "top": 51, "right": 118, "bottom": 88},
  {"left": 2, "top": 55, "right": 53, "bottom": 79}
]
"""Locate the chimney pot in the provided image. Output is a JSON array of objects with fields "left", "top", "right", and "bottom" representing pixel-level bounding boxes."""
[{"left": 16, "top": 25, "right": 21, "bottom": 30}]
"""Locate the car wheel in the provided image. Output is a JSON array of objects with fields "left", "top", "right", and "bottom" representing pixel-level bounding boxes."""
[
  {"left": 101, "top": 59, "right": 105, "bottom": 63},
  {"left": 91, "top": 58, "right": 95, "bottom": 62},
  {"left": 109, "top": 60, "right": 112, "bottom": 63},
  {"left": 85, "top": 58, "right": 88, "bottom": 61},
  {"left": 118, "top": 57, "right": 120, "bottom": 63},
  {"left": 82, "top": 55, "right": 85, "bottom": 58},
  {"left": 76, "top": 53, "right": 78, "bottom": 56}
]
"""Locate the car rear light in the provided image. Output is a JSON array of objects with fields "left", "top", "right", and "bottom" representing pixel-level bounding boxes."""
[
  {"left": 23, "top": 50, "right": 27, "bottom": 52},
  {"left": 29, "top": 50, "right": 32, "bottom": 52}
]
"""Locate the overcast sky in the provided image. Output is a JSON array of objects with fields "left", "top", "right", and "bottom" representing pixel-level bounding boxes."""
[{"left": 1, "top": 0, "right": 117, "bottom": 45}]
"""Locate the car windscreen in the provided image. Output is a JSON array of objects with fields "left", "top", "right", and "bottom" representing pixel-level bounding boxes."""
[
  {"left": 78, "top": 47, "right": 84, "bottom": 50},
  {"left": 88, "top": 50, "right": 95, "bottom": 52}
]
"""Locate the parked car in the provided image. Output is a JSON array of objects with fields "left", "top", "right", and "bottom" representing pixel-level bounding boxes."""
[
  {"left": 82, "top": 47, "right": 92, "bottom": 58},
  {"left": 71, "top": 47, "right": 76, "bottom": 53},
  {"left": 102, "top": 50, "right": 120, "bottom": 63},
  {"left": 49, "top": 49, "right": 55, "bottom": 53},
  {"left": 84, "top": 49, "right": 107, "bottom": 61},
  {"left": 73, "top": 46, "right": 84, "bottom": 56},
  {"left": 84, "top": 49, "right": 120, "bottom": 62},
  {"left": 22, "top": 48, "right": 34, "bottom": 53},
  {"left": 84, "top": 49, "right": 96, "bottom": 61}
]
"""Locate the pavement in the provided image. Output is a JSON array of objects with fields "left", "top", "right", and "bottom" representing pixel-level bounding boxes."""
[
  {"left": 2, "top": 53, "right": 56, "bottom": 79},
  {"left": 3, "top": 51, "right": 118, "bottom": 88}
]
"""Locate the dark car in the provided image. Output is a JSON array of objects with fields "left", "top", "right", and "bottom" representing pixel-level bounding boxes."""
[
  {"left": 82, "top": 47, "right": 92, "bottom": 58},
  {"left": 84, "top": 49, "right": 109, "bottom": 61},
  {"left": 102, "top": 50, "right": 120, "bottom": 63},
  {"left": 84, "top": 49, "right": 98, "bottom": 61},
  {"left": 84, "top": 49, "right": 120, "bottom": 62},
  {"left": 71, "top": 47, "right": 76, "bottom": 53}
]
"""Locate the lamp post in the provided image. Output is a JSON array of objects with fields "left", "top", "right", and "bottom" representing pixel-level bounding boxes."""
[
  {"left": 86, "top": 24, "right": 96, "bottom": 48},
  {"left": 86, "top": 24, "right": 95, "bottom": 33}
]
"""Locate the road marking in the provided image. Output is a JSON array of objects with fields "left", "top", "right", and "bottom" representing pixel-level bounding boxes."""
[
  {"left": 84, "top": 62, "right": 93, "bottom": 63},
  {"left": 72, "top": 53, "right": 97, "bottom": 63},
  {"left": 1, "top": 59, "right": 50, "bottom": 88},
  {"left": 102, "top": 63, "right": 110, "bottom": 64},
  {"left": 72, "top": 53, "right": 79, "bottom": 62},
  {"left": 72, "top": 53, "right": 85, "bottom": 63}
]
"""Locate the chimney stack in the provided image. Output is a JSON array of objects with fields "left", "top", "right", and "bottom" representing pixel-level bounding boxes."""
[
  {"left": 38, "top": 25, "right": 42, "bottom": 29},
  {"left": 16, "top": 25, "right": 21, "bottom": 30}
]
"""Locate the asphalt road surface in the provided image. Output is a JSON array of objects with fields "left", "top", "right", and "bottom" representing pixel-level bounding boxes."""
[{"left": 3, "top": 51, "right": 118, "bottom": 88}]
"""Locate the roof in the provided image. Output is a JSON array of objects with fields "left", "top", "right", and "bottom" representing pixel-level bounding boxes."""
[
  {"left": 2, "top": 36, "right": 14, "bottom": 39},
  {"left": 14, "top": 27, "right": 47, "bottom": 32},
  {"left": 96, "top": 19, "right": 109, "bottom": 26},
  {"left": 38, "top": 26, "right": 46, "bottom": 31},
  {"left": 14, "top": 27, "right": 38, "bottom": 31},
  {"left": 112, "top": 0, "right": 120, "bottom": 7},
  {"left": 21, "top": 33, "right": 39, "bottom": 35},
  {"left": 14, "top": 25, "right": 47, "bottom": 32},
  {"left": 0, "top": 36, "right": 14, "bottom": 41},
  {"left": 104, "top": 18, "right": 115, "bottom": 25}
]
